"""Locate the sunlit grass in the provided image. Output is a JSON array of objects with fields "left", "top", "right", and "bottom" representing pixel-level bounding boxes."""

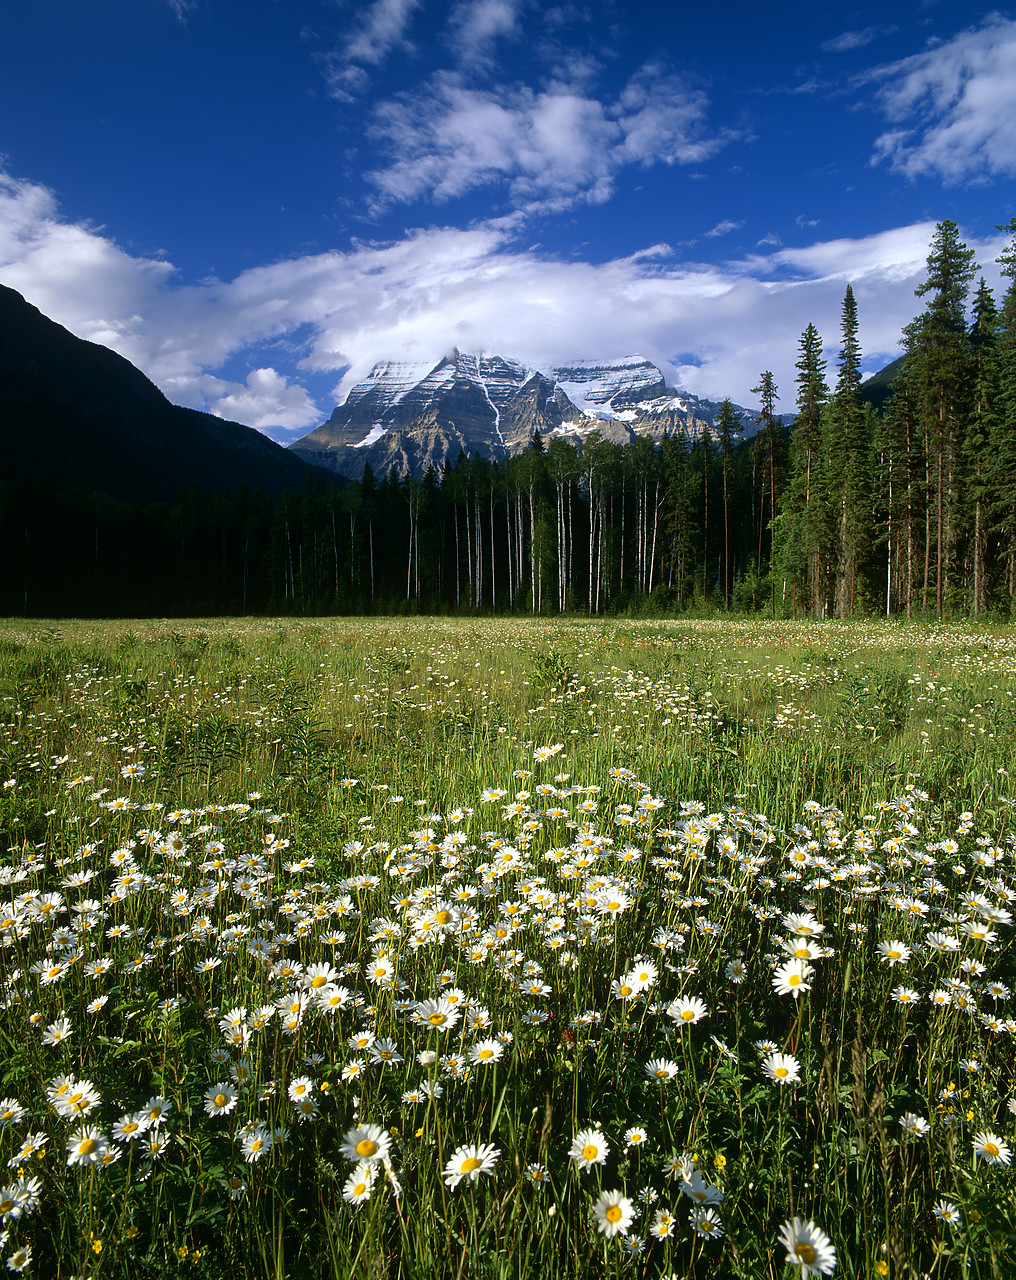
[{"left": 0, "top": 616, "right": 1013, "bottom": 1278}]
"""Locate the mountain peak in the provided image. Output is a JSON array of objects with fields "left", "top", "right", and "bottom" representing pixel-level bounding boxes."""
[{"left": 290, "top": 351, "right": 759, "bottom": 480}]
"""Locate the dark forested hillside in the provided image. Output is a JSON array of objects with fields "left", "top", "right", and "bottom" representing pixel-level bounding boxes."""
[
  {"left": 4, "top": 217, "right": 1016, "bottom": 619},
  {"left": 0, "top": 284, "right": 337, "bottom": 502}
]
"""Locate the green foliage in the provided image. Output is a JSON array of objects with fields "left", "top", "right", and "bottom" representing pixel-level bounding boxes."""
[{"left": 0, "top": 616, "right": 1015, "bottom": 1279}]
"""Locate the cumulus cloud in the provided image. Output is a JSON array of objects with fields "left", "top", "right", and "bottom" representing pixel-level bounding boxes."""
[
  {"left": 867, "top": 14, "right": 1016, "bottom": 182},
  {"left": 365, "top": 62, "right": 734, "bottom": 212},
  {"left": 327, "top": 0, "right": 423, "bottom": 99},
  {"left": 344, "top": 0, "right": 422, "bottom": 65},
  {"left": 0, "top": 173, "right": 175, "bottom": 344},
  {"left": 194, "top": 369, "right": 322, "bottom": 431},
  {"left": 448, "top": 0, "right": 525, "bottom": 64},
  {"left": 1, "top": 169, "right": 1006, "bottom": 430}
]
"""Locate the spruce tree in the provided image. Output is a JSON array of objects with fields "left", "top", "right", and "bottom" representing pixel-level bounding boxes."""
[
  {"left": 993, "top": 218, "right": 1016, "bottom": 603},
  {"left": 714, "top": 398, "right": 741, "bottom": 610},
  {"left": 785, "top": 323, "right": 830, "bottom": 614},
  {"left": 750, "top": 371, "right": 783, "bottom": 613},
  {"left": 964, "top": 279, "right": 1000, "bottom": 613},
  {"left": 823, "top": 285, "right": 872, "bottom": 616},
  {"left": 905, "top": 219, "right": 977, "bottom": 617}
]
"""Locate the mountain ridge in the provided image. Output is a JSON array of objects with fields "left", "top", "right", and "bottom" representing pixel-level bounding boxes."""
[
  {"left": 0, "top": 283, "right": 340, "bottom": 502},
  {"left": 288, "top": 349, "right": 769, "bottom": 480}
]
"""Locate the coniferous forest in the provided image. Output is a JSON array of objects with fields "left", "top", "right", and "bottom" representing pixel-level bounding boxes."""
[{"left": 6, "top": 217, "right": 1016, "bottom": 620}]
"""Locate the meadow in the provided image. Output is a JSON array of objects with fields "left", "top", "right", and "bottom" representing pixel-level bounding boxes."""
[{"left": 0, "top": 615, "right": 1014, "bottom": 1279}]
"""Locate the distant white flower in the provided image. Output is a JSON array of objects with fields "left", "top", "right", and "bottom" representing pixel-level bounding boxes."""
[
  {"left": 778, "top": 1217, "right": 837, "bottom": 1277},
  {"left": 877, "top": 940, "right": 911, "bottom": 966},
  {"left": 973, "top": 1130, "right": 1012, "bottom": 1166},
  {"left": 592, "top": 1189, "right": 635, "bottom": 1237},
  {"left": 666, "top": 996, "right": 708, "bottom": 1025},
  {"left": 762, "top": 1052, "right": 801, "bottom": 1086},
  {"left": 570, "top": 1128, "right": 609, "bottom": 1171},
  {"left": 443, "top": 1142, "right": 499, "bottom": 1188}
]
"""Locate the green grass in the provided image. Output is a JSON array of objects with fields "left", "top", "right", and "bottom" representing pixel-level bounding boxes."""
[{"left": 0, "top": 615, "right": 1014, "bottom": 1278}]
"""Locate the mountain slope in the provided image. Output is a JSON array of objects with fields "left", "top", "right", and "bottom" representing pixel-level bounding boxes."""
[
  {"left": 859, "top": 355, "right": 906, "bottom": 414},
  {"left": 289, "top": 350, "right": 764, "bottom": 480},
  {"left": 0, "top": 284, "right": 338, "bottom": 502}
]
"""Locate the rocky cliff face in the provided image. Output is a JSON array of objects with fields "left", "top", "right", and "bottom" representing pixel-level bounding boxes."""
[{"left": 289, "top": 350, "right": 760, "bottom": 480}]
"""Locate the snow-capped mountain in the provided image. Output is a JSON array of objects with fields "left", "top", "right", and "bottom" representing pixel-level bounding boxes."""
[{"left": 288, "top": 350, "right": 762, "bottom": 480}]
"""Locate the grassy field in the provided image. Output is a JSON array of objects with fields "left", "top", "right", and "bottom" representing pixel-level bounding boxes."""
[{"left": 0, "top": 615, "right": 1014, "bottom": 1279}]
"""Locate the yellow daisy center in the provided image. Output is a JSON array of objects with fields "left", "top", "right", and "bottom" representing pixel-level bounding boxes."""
[
  {"left": 795, "top": 1244, "right": 817, "bottom": 1264},
  {"left": 214, "top": 1094, "right": 227, "bottom": 1108},
  {"left": 429, "top": 1013, "right": 446, "bottom": 1026},
  {"left": 478, "top": 1049, "right": 494, "bottom": 1060},
  {"left": 357, "top": 1139, "right": 377, "bottom": 1158},
  {"left": 606, "top": 1205, "right": 622, "bottom": 1223},
  {"left": 311, "top": 975, "right": 327, "bottom": 988},
  {"left": 461, "top": 1157, "right": 482, "bottom": 1173},
  {"left": 984, "top": 1142, "right": 1000, "bottom": 1158},
  {"left": 774, "top": 1067, "right": 789, "bottom": 1078},
  {"left": 681, "top": 1009, "right": 695, "bottom": 1021},
  {"left": 79, "top": 1139, "right": 98, "bottom": 1155},
  {"left": 582, "top": 1144, "right": 599, "bottom": 1161}
]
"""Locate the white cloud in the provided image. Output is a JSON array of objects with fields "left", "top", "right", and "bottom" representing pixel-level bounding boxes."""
[
  {"left": 0, "top": 173, "right": 175, "bottom": 344},
  {"left": 166, "top": 0, "right": 197, "bottom": 23},
  {"left": 1, "top": 169, "right": 1006, "bottom": 432},
  {"left": 704, "top": 220, "right": 743, "bottom": 238},
  {"left": 365, "top": 63, "right": 733, "bottom": 212},
  {"left": 868, "top": 15, "right": 1016, "bottom": 182},
  {"left": 195, "top": 369, "right": 322, "bottom": 431},
  {"left": 344, "top": 0, "right": 422, "bottom": 65},
  {"left": 327, "top": 0, "right": 423, "bottom": 99},
  {"left": 822, "top": 28, "right": 878, "bottom": 53},
  {"left": 448, "top": 0, "right": 524, "bottom": 64}
]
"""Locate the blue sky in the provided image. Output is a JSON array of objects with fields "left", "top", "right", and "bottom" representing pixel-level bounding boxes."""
[{"left": 2, "top": 0, "right": 1015, "bottom": 440}]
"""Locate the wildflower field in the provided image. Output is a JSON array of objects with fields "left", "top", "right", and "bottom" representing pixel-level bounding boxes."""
[{"left": 0, "top": 615, "right": 1014, "bottom": 1280}]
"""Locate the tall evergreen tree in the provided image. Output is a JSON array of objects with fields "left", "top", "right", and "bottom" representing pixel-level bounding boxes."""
[
  {"left": 963, "top": 279, "right": 1000, "bottom": 613},
  {"left": 714, "top": 399, "right": 741, "bottom": 610},
  {"left": 823, "top": 285, "right": 873, "bottom": 616},
  {"left": 784, "top": 323, "right": 830, "bottom": 614},
  {"left": 992, "top": 218, "right": 1016, "bottom": 602},
  {"left": 750, "top": 371, "right": 783, "bottom": 613},
  {"left": 904, "top": 219, "right": 978, "bottom": 617}
]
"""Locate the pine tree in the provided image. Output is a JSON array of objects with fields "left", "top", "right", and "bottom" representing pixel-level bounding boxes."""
[
  {"left": 714, "top": 399, "right": 741, "bottom": 610},
  {"left": 750, "top": 371, "right": 783, "bottom": 613},
  {"left": 784, "top": 323, "right": 830, "bottom": 614},
  {"left": 904, "top": 219, "right": 977, "bottom": 617},
  {"left": 963, "top": 279, "right": 1000, "bottom": 613},
  {"left": 823, "top": 286, "right": 872, "bottom": 616},
  {"left": 992, "top": 218, "right": 1016, "bottom": 603}
]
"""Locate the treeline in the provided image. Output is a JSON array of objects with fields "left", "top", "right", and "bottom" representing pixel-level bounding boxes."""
[{"left": 4, "top": 217, "right": 1016, "bottom": 620}]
